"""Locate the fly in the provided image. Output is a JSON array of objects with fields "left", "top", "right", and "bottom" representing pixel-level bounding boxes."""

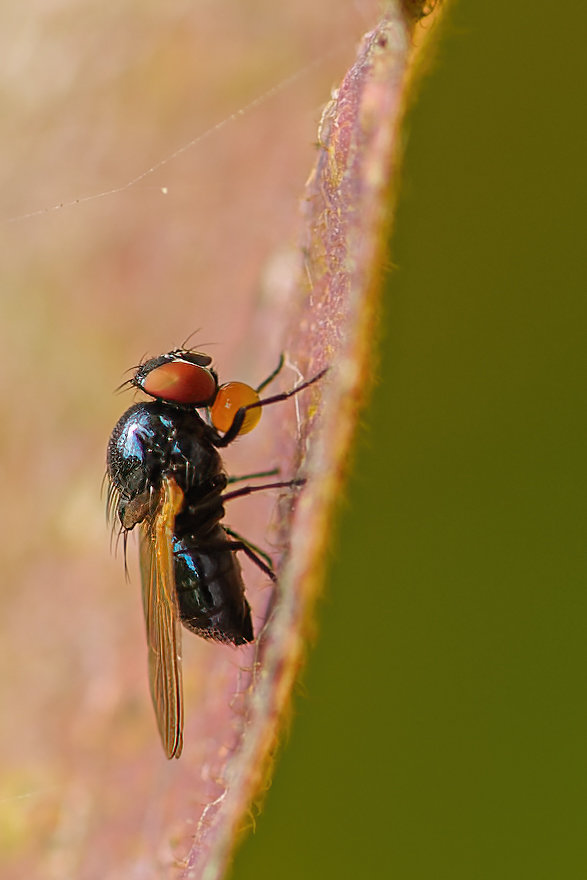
[{"left": 106, "top": 346, "right": 325, "bottom": 758}]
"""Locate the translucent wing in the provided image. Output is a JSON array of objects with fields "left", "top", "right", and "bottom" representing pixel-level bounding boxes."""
[{"left": 138, "top": 476, "right": 185, "bottom": 759}]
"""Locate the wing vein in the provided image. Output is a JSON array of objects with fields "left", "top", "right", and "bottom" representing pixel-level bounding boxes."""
[{"left": 139, "top": 477, "right": 184, "bottom": 758}]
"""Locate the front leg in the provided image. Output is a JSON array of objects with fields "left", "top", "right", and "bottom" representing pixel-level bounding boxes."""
[{"left": 211, "top": 368, "right": 328, "bottom": 448}]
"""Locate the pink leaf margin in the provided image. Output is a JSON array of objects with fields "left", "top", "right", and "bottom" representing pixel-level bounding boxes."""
[{"left": 181, "top": 5, "right": 446, "bottom": 877}]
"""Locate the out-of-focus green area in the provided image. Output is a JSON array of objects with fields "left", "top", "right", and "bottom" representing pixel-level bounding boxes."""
[{"left": 231, "top": 3, "right": 587, "bottom": 879}]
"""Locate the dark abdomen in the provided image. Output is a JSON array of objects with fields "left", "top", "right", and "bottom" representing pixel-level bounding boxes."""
[{"left": 173, "top": 525, "right": 253, "bottom": 645}]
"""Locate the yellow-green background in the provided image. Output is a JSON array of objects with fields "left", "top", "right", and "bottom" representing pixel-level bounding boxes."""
[{"left": 231, "top": 3, "right": 587, "bottom": 878}]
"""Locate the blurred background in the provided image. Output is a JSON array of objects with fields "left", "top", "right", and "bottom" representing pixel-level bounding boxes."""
[{"left": 1, "top": 1, "right": 587, "bottom": 878}]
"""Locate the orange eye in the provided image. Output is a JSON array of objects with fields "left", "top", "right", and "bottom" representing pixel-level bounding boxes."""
[
  {"left": 142, "top": 361, "right": 217, "bottom": 405},
  {"left": 210, "top": 382, "right": 261, "bottom": 434}
]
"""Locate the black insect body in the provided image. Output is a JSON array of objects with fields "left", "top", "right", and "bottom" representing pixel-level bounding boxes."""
[
  {"left": 108, "top": 400, "right": 254, "bottom": 645},
  {"left": 106, "top": 348, "right": 324, "bottom": 758}
]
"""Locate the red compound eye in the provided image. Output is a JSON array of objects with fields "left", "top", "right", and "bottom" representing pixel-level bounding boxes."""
[
  {"left": 142, "top": 361, "right": 217, "bottom": 405},
  {"left": 210, "top": 382, "right": 261, "bottom": 434}
]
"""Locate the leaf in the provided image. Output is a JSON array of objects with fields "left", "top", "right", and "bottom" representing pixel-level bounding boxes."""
[{"left": 181, "top": 7, "right": 443, "bottom": 879}]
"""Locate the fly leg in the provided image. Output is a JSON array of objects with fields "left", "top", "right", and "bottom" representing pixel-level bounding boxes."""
[
  {"left": 220, "top": 479, "right": 305, "bottom": 578},
  {"left": 212, "top": 368, "right": 328, "bottom": 447},
  {"left": 226, "top": 468, "right": 279, "bottom": 484},
  {"left": 224, "top": 526, "right": 274, "bottom": 571},
  {"left": 225, "top": 540, "right": 277, "bottom": 581},
  {"left": 188, "top": 477, "right": 299, "bottom": 523},
  {"left": 221, "top": 478, "right": 304, "bottom": 504},
  {"left": 256, "top": 353, "right": 285, "bottom": 393},
  {"left": 202, "top": 538, "right": 277, "bottom": 581}
]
